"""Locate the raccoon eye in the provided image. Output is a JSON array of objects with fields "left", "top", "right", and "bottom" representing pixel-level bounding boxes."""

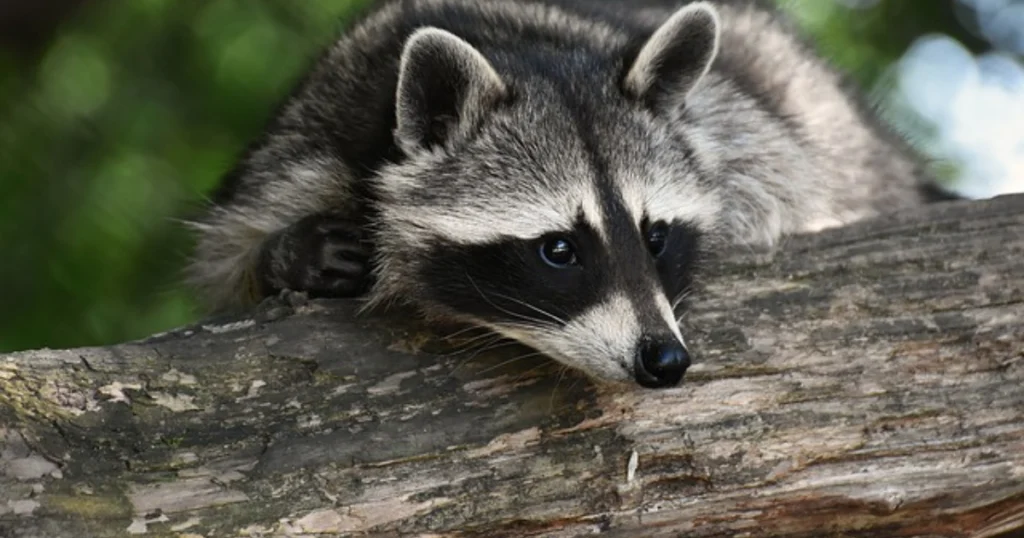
[
  {"left": 646, "top": 221, "right": 669, "bottom": 257},
  {"left": 539, "top": 237, "right": 578, "bottom": 268}
]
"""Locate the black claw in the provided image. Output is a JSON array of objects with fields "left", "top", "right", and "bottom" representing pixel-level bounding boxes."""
[{"left": 256, "top": 212, "right": 373, "bottom": 299}]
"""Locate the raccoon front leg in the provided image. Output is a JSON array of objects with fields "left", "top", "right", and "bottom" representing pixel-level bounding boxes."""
[{"left": 255, "top": 212, "right": 374, "bottom": 299}]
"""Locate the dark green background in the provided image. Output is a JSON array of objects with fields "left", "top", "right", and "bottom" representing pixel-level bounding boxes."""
[{"left": 0, "top": 0, "right": 988, "bottom": 352}]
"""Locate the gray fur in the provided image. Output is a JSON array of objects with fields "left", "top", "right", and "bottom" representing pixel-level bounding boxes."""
[
  {"left": 185, "top": 0, "right": 938, "bottom": 386},
  {"left": 624, "top": 2, "right": 720, "bottom": 105}
]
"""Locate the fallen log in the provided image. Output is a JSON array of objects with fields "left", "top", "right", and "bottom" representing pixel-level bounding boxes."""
[{"left": 2, "top": 194, "right": 1023, "bottom": 538}]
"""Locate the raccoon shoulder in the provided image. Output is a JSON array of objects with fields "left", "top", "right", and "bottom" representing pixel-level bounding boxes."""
[{"left": 686, "top": 1, "right": 935, "bottom": 245}]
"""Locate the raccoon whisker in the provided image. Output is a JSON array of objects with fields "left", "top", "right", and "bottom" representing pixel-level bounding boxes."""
[
  {"left": 486, "top": 291, "right": 568, "bottom": 326},
  {"left": 548, "top": 365, "right": 570, "bottom": 414},
  {"left": 440, "top": 324, "right": 493, "bottom": 342},
  {"left": 465, "top": 273, "right": 558, "bottom": 328},
  {"left": 447, "top": 341, "right": 531, "bottom": 380},
  {"left": 467, "top": 339, "right": 525, "bottom": 361},
  {"left": 437, "top": 332, "right": 506, "bottom": 359},
  {"left": 676, "top": 313, "right": 691, "bottom": 326},
  {"left": 672, "top": 288, "right": 697, "bottom": 326},
  {"left": 446, "top": 336, "right": 522, "bottom": 373},
  {"left": 563, "top": 372, "right": 585, "bottom": 394},
  {"left": 671, "top": 289, "right": 694, "bottom": 311},
  {"left": 438, "top": 327, "right": 503, "bottom": 352},
  {"left": 472, "top": 350, "right": 548, "bottom": 377},
  {"left": 445, "top": 322, "right": 537, "bottom": 369},
  {"left": 508, "top": 356, "right": 558, "bottom": 384}
]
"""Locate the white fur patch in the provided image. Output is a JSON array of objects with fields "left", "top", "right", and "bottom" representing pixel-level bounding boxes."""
[
  {"left": 381, "top": 192, "right": 602, "bottom": 245},
  {"left": 376, "top": 159, "right": 608, "bottom": 245},
  {"left": 626, "top": 167, "right": 723, "bottom": 231},
  {"left": 516, "top": 293, "right": 640, "bottom": 384}
]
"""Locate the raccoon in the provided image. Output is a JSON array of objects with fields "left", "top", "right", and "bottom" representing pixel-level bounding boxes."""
[{"left": 186, "top": 0, "right": 941, "bottom": 389}]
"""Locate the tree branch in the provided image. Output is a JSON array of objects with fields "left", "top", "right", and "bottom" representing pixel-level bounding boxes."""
[{"left": 2, "top": 194, "right": 1023, "bottom": 538}]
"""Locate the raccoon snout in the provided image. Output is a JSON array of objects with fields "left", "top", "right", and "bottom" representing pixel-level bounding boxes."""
[{"left": 634, "top": 339, "right": 690, "bottom": 389}]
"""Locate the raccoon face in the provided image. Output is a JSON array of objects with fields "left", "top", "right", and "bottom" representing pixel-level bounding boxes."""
[{"left": 372, "top": 3, "right": 721, "bottom": 388}]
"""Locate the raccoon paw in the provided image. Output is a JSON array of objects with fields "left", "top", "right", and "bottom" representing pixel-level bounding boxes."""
[{"left": 256, "top": 212, "right": 373, "bottom": 299}]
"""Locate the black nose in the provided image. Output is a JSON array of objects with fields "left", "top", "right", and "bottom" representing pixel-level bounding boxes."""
[{"left": 634, "top": 339, "right": 690, "bottom": 389}]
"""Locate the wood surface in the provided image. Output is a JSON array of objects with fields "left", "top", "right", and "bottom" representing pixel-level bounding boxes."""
[{"left": 2, "top": 194, "right": 1023, "bottom": 537}]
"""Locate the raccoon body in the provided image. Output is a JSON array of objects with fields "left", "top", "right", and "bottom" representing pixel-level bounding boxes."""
[{"left": 187, "top": 0, "right": 938, "bottom": 388}]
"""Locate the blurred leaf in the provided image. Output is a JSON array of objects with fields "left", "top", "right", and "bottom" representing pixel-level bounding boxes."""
[{"left": 39, "top": 33, "right": 112, "bottom": 118}]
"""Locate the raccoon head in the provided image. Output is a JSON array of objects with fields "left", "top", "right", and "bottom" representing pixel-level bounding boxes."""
[{"left": 370, "top": 3, "right": 722, "bottom": 389}]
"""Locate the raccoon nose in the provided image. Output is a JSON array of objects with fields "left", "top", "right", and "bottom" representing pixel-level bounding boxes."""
[{"left": 634, "top": 339, "right": 690, "bottom": 389}]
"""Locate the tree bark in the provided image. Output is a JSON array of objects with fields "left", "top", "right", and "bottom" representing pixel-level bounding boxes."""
[{"left": 2, "top": 194, "right": 1023, "bottom": 538}]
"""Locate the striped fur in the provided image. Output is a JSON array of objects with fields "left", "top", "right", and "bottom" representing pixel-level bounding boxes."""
[{"left": 185, "top": 0, "right": 938, "bottom": 386}]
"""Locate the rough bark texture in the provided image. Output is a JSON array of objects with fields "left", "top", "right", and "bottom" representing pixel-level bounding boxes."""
[{"left": 2, "top": 194, "right": 1023, "bottom": 538}]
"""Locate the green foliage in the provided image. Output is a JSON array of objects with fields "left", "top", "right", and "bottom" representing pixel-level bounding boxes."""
[
  {"left": 778, "top": 0, "right": 983, "bottom": 86},
  {"left": 0, "top": 0, "right": 966, "bottom": 352},
  {"left": 0, "top": 0, "right": 370, "bottom": 352}
]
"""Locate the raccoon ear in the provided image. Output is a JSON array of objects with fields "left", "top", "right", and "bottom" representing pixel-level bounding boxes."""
[
  {"left": 395, "top": 27, "right": 507, "bottom": 154},
  {"left": 623, "top": 2, "right": 720, "bottom": 109}
]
